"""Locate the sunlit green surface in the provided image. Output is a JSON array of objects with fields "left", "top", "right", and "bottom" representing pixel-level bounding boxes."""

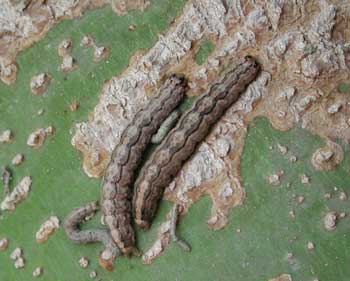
[
  {"left": 0, "top": 2, "right": 349, "bottom": 280},
  {"left": 195, "top": 40, "right": 215, "bottom": 65},
  {"left": 339, "top": 82, "right": 349, "bottom": 94}
]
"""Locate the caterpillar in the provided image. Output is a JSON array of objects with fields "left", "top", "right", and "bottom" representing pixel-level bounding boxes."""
[
  {"left": 133, "top": 56, "right": 260, "bottom": 229},
  {"left": 100, "top": 74, "right": 188, "bottom": 256},
  {"left": 64, "top": 201, "right": 121, "bottom": 271}
]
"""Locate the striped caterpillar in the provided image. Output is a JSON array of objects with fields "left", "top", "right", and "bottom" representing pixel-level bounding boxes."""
[
  {"left": 133, "top": 56, "right": 260, "bottom": 229},
  {"left": 100, "top": 75, "right": 188, "bottom": 256}
]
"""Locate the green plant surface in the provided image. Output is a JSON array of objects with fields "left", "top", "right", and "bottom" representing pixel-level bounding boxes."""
[
  {"left": 1, "top": 2, "right": 349, "bottom": 281},
  {"left": 237, "top": 118, "right": 350, "bottom": 281},
  {"left": 194, "top": 40, "right": 215, "bottom": 65},
  {"left": 0, "top": 1, "right": 188, "bottom": 280},
  {"left": 338, "top": 82, "right": 350, "bottom": 94}
]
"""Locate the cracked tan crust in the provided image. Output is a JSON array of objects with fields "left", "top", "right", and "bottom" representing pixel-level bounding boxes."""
[
  {"left": 133, "top": 56, "right": 260, "bottom": 229},
  {"left": 101, "top": 75, "right": 188, "bottom": 256}
]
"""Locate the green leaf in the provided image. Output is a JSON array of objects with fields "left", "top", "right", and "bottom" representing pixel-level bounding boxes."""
[{"left": 195, "top": 40, "right": 215, "bottom": 65}]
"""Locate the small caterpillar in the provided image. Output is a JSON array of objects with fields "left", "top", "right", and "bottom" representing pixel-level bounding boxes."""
[
  {"left": 133, "top": 56, "right": 260, "bottom": 229},
  {"left": 64, "top": 201, "right": 121, "bottom": 271},
  {"left": 101, "top": 75, "right": 188, "bottom": 256}
]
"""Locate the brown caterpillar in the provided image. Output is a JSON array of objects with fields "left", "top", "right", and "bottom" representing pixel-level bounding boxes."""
[
  {"left": 101, "top": 75, "right": 188, "bottom": 256},
  {"left": 133, "top": 56, "right": 260, "bottom": 229}
]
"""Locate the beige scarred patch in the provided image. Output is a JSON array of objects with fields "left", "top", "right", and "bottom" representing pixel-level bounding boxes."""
[
  {"left": 269, "top": 274, "right": 292, "bottom": 281},
  {"left": 311, "top": 140, "right": 344, "bottom": 171},
  {"left": 69, "top": 0, "right": 350, "bottom": 264}
]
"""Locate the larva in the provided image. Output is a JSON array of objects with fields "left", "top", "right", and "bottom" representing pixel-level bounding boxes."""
[
  {"left": 133, "top": 56, "right": 260, "bottom": 229},
  {"left": 64, "top": 201, "right": 121, "bottom": 271},
  {"left": 101, "top": 74, "right": 188, "bottom": 256}
]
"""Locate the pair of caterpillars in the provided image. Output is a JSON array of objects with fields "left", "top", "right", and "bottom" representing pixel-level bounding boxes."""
[{"left": 64, "top": 56, "right": 260, "bottom": 270}]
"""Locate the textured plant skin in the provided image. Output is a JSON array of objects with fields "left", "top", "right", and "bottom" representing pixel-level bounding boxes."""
[{"left": 0, "top": 1, "right": 350, "bottom": 281}]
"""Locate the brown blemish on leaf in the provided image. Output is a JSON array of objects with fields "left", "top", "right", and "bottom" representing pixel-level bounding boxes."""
[
  {"left": 11, "top": 153, "right": 25, "bottom": 166},
  {"left": 93, "top": 46, "right": 110, "bottom": 63},
  {"left": 30, "top": 73, "right": 51, "bottom": 96},
  {"left": 81, "top": 147, "right": 110, "bottom": 178},
  {"left": 78, "top": 256, "right": 89, "bottom": 268},
  {"left": 69, "top": 102, "right": 80, "bottom": 112},
  {"left": 58, "top": 39, "right": 77, "bottom": 72},
  {"left": 27, "top": 127, "right": 55, "bottom": 149},
  {"left": 32, "top": 267, "right": 44, "bottom": 277},
  {"left": 267, "top": 170, "right": 284, "bottom": 186},
  {"left": 110, "top": 0, "right": 150, "bottom": 16},
  {"left": 1, "top": 176, "right": 32, "bottom": 212},
  {"left": 311, "top": 140, "right": 344, "bottom": 171},
  {"left": 58, "top": 39, "right": 73, "bottom": 57},
  {"left": 0, "top": 62, "right": 18, "bottom": 85},
  {"left": 269, "top": 273, "right": 292, "bottom": 281},
  {"left": 36, "top": 216, "right": 60, "bottom": 244},
  {"left": 0, "top": 129, "right": 14, "bottom": 144},
  {"left": 0, "top": 238, "right": 9, "bottom": 251},
  {"left": 324, "top": 211, "right": 338, "bottom": 231},
  {"left": 99, "top": 249, "right": 116, "bottom": 272}
]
